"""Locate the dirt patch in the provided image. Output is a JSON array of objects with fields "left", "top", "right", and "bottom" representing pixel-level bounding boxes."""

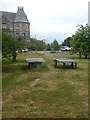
[{"left": 30, "top": 78, "right": 40, "bottom": 88}]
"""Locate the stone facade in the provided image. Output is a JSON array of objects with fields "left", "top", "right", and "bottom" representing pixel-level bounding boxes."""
[{"left": 1, "top": 7, "right": 30, "bottom": 40}]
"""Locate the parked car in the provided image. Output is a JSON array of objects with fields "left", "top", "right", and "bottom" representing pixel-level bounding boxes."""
[
  {"left": 61, "top": 46, "right": 71, "bottom": 51},
  {"left": 50, "top": 50, "right": 56, "bottom": 53},
  {"left": 22, "top": 48, "right": 28, "bottom": 52}
]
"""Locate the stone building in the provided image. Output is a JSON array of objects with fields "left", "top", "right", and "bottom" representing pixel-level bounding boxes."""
[{"left": 1, "top": 7, "right": 30, "bottom": 40}]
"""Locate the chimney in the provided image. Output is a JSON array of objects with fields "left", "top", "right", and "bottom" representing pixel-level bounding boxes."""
[{"left": 18, "top": 6, "right": 23, "bottom": 11}]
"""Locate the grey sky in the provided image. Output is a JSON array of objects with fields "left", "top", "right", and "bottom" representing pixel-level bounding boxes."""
[{"left": 0, "top": 0, "right": 89, "bottom": 43}]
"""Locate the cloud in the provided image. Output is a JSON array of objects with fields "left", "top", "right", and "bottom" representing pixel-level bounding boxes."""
[
  {"left": 0, "top": 0, "right": 89, "bottom": 42},
  {"left": 31, "top": 23, "right": 77, "bottom": 33}
]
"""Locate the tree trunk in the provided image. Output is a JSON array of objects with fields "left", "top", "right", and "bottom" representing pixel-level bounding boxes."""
[
  {"left": 85, "top": 54, "right": 87, "bottom": 59},
  {"left": 79, "top": 53, "right": 82, "bottom": 58},
  {"left": 12, "top": 52, "right": 17, "bottom": 61}
]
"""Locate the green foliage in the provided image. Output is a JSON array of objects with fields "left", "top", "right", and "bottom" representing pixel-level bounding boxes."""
[
  {"left": 47, "top": 43, "right": 51, "bottom": 51},
  {"left": 16, "top": 37, "right": 60, "bottom": 52},
  {"left": 2, "top": 29, "right": 23, "bottom": 61},
  {"left": 71, "top": 24, "right": 90, "bottom": 58},
  {"left": 51, "top": 39, "right": 59, "bottom": 50},
  {"left": 62, "top": 37, "right": 72, "bottom": 47},
  {"left": 29, "top": 38, "right": 47, "bottom": 51}
]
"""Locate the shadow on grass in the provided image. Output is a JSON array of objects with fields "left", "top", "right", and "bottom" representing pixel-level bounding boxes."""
[
  {"left": 53, "top": 64, "right": 84, "bottom": 71},
  {"left": 25, "top": 63, "right": 49, "bottom": 73},
  {"left": 69, "top": 55, "right": 90, "bottom": 60},
  {"left": 3, "top": 60, "right": 49, "bottom": 75}
]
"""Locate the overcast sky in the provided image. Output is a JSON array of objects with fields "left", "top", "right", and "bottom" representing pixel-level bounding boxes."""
[{"left": 0, "top": 0, "right": 89, "bottom": 43}]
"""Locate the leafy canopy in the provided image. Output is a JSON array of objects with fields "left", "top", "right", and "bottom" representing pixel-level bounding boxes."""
[
  {"left": 2, "top": 29, "right": 23, "bottom": 61},
  {"left": 71, "top": 24, "right": 90, "bottom": 58}
]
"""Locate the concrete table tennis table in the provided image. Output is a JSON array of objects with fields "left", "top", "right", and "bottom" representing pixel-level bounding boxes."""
[
  {"left": 26, "top": 58, "right": 45, "bottom": 69},
  {"left": 53, "top": 58, "right": 79, "bottom": 69}
]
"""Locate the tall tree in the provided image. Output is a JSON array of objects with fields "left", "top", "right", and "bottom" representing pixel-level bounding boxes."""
[
  {"left": 2, "top": 29, "right": 22, "bottom": 61},
  {"left": 51, "top": 39, "right": 59, "bottom": 50},
  {"left": 62, "top": 37, "right": 72, "bottom": 47},
  {"left": 71, "top": 24, "right": 90, "bottom": 58},
  {"left": 29, "top": 38, "right": 47, "bottom": 51},
  {"left": 46, "top": 43, "right": 51, "bottom": 51}
]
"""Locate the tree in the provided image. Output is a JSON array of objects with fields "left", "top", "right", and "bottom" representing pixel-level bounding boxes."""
[
  {"left": 2, "top": 29, "right": 22, "bottom": 61},
  {"left": 62, "top": 37, "right": 72, "bottom": 47},
  {"left": 46, "top": 43, "right": 51, "bottom": 51},
  {"left": 51, "top": 39, "right": 59, "bottom": 50},
  {"left": 37, "top": 40, "right": 47, "bottom": 51},
  {"left": 29, "top": 38, "right": 47, "bottom": 51},
  {"left": 71, "top": 24, "right": 90, "bottom": 58}
]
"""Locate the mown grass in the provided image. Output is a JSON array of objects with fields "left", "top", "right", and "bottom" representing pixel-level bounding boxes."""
[{"left": 2, "top": 51, "right": 88, "bottom": 118}]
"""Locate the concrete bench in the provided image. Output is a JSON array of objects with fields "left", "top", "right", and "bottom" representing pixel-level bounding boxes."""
[
  {"left": 53, "top": 58, "right": 79, "bottom": 69},
  {"left": 26, "top": 58, "right": 45, "bottom": 69}
]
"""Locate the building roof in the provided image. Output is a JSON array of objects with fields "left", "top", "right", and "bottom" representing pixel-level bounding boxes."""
[
  {"left": 1, "top": 7, "right": 29, "bottom": 23},
  {"left": 15, "top": 7, "right": 29, "bottom": 23},
  {"left": 1, "top": 11, "right": 16, "bottom": 23}
]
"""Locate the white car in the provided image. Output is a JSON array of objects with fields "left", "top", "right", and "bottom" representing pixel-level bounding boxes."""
[
  {"left": 22, "top": 48, "right": 28, "bottom": 52},
  {"left": 61, "top": 46, "right": 71, "bottom": 51}
]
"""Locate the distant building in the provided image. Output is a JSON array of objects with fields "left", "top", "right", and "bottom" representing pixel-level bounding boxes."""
[
  {"left": 1, "top": 7, "right": 30, "bottom": 40},
  {"left": 88, "top": 1, "right": 90, "bottom": 25}
]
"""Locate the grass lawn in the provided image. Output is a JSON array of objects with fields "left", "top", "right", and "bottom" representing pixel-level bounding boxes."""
[{"left": 2, "top": 51, "right": 88, "bottom": 118}]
